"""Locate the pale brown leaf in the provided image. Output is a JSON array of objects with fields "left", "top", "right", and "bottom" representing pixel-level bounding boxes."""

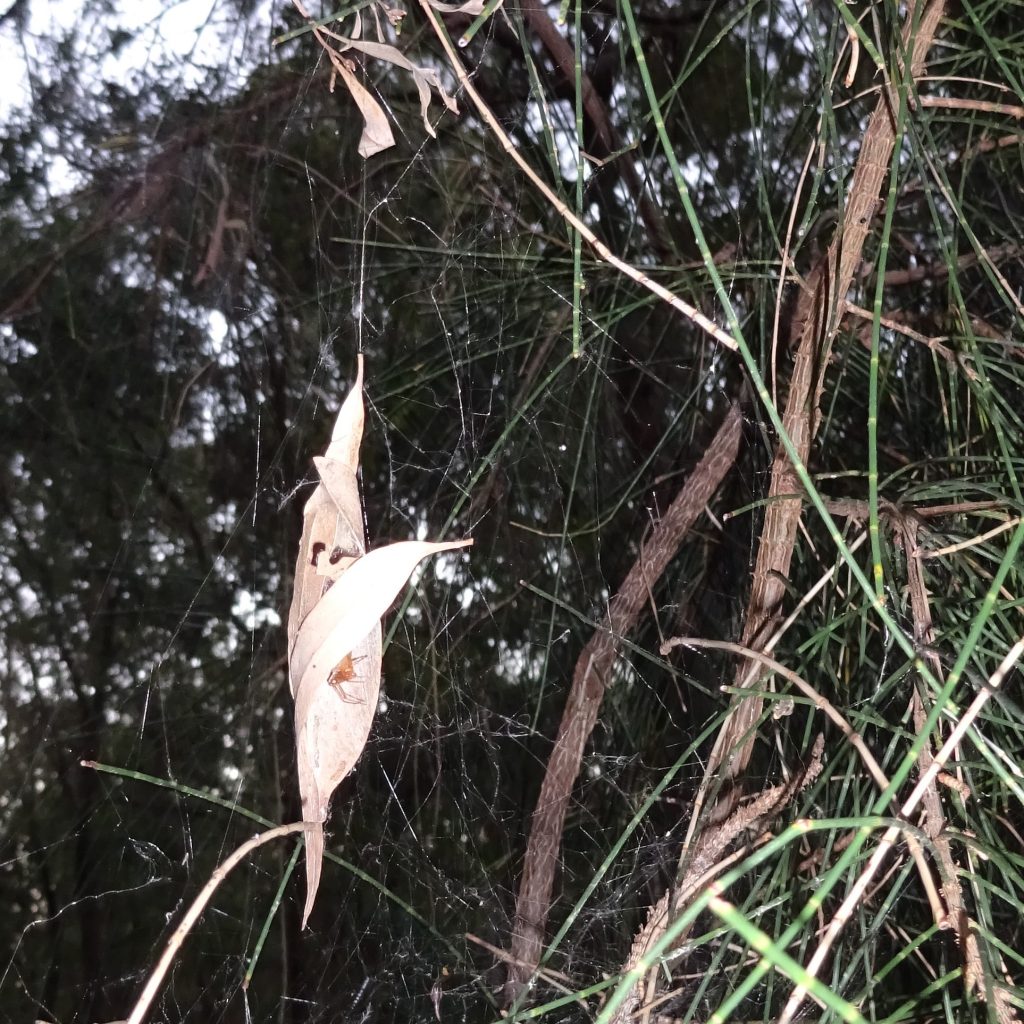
[
  {"left": 286, "top": 357, "right": 472, "bottom": 926},
  {"left": 286, "top": 357, "right": 366, "bottom": 675},
  {"left": 335, "top": 60, "right": 395, "bottom": 158},
  {"left": 291, "top": 538, "right": 473, "bottom": 702},
  {"left": 328, "top": 38, "right": 459, "bottom": 138}
]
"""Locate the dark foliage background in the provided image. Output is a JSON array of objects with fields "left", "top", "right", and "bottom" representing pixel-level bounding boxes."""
[{"left": 1, "top": 0, "right": 1022, "bottom": 1021}]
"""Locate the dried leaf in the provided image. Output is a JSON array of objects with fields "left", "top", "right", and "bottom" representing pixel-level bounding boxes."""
[
  {"left": 286, "top": 359, "right": 366, "bottom": 659},
  {"left": 292, "top": 0, "right": 457, "bottom": 156},
  {"left": 332, "top": 38, "right": 459, "bottom": 138},
  {"left": 380, "top": 4, "right": 405, "bottom": 28},
  {"left": 423, "top": 0, "right": 486, "bottom": 13},
  {"left": 286, "top": 356, "right": 472, "bottom": 926},
  {"left": 334, "top": 59, "right": 395, "bottom": 158},
  {"left": 291, "top": 539, "right": 473, "bottom": 704}
]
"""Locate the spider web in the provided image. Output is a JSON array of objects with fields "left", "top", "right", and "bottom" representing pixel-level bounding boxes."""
[
  {"left": 0, "top": 1, "right": 734, "bottom": 1020},
  {"left": 10, "top": 0, "right": 1022, "bottom": 1021}
]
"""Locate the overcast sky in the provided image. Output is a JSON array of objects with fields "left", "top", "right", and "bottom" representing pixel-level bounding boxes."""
[{"left": 0, "top": 0, "right": 273, "bottom": 122}]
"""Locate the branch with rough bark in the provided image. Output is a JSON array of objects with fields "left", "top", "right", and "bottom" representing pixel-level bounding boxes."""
[
  {"left": 897, "top": 517, "right": 1018, "bottom": 1021},
  {"left": 503, "top": 401, "right": 743, "bottom": 1002},
  {"left": 695, "top": 0, "right": 948, "bottom": 806}
]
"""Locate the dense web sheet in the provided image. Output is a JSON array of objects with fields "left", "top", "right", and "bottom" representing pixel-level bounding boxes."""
[
  {"left": 0, "top": 5, "right": 675, "bottom": 1020},
  {"left": 3, "top": 0, "right": 1024, "bottom": 1022}
]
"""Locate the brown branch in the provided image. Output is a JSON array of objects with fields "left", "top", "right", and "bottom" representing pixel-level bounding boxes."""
[
  {"left": 965, "top": 132, "right": 1024, "bottom": 157},
  {"left": 873, "top": 240, "right": 1019, "bottom": 287},
  {"left": 696, "top": 0, "right": 948, "bottom": 802},
  {"left": 899, "top": 518, "right": 1016, "bottom": 1018},
  {"left": 844, "top": 302, "right": 967, "bottom": 374},
  {"left": 918, "top": 94, "right": 1024, "bottom": 120},
  {"left": 503, "top": 400, "right": 743, "bottom": 1002}
]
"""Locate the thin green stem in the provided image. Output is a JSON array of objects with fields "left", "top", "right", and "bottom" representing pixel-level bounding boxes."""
[
  {"left": 243, "top": 838, "right": 303, "bottom": 989},
  {"left": 81, "top": 759, "right": 465, "bottom": 964}
]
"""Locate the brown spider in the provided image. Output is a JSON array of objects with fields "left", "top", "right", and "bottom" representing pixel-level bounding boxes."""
[{"left": 328, "top": 653, "right": 367, "bottom": 703}]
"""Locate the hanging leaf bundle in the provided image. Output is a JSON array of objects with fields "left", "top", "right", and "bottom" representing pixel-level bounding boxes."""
[{"left": 286, "top": 355, "right": 472, "bottom": 926}]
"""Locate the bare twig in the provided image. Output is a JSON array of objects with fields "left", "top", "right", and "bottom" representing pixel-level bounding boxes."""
[
  {"left": 898, "top": 518, "right": 990, "bottom": 1009},
  {"left": 919, "top": 514, "right": 1021, "bottom": 560},
  {"left": 416, "top": 0, "right": 741, "bottom": 353},
  {"left": 466, "top": 933, "right": 575, "bottom": 994},
  {"left": 918, "top": 94, "right": 1024, "bottom": 119},
  {"left": 845, "top": 301, "right": 968, "bottom": 375},
  {"left": 124, "top": 820, "right": 309, "bottom": 1024}
]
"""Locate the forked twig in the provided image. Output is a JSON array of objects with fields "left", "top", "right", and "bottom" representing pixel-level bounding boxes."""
[{"left": 778, "top": 637, "right": 1024, "bottom": 1024}]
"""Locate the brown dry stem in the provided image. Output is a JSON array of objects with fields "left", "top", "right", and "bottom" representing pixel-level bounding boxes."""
[
  {"left": 503, "top": 402, "right": 743, "bottom": 1001},
  {"left": 899, "top": 517, "right": 1016, "bottom": 1020},
  {"left": 125, "top": 821, "right": 308, "bottom": 1024},
  {"left": 608, "top": 735, "right": 826, "bottom": 1024},
  {"left": 417, "top": 0, "right": 742, "bottom": 353},
  {"left": 694, "top": 0, "right": 947, "bottom": 816}
]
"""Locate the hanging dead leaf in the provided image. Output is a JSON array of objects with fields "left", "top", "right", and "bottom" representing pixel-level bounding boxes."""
[
  {"left": 291, "top": 0, "right": 459, "bottom": 157},
  {"left": 286, "top": 355, "right": 472, "bottom": 926},
  {"left": 334, "top": 38, "right": 459, "bottom": 138},
  {"left": 333, "top": 59, "right": 395, "bottom": 158}
]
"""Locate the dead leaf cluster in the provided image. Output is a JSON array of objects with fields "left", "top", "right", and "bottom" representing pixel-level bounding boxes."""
[{"left": 291, "top": 0, "right": 474, "bottom": 158}]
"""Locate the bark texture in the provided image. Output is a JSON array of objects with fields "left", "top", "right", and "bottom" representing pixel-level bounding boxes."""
[{"left": 504, "top": 401, "right": 743, "bottom": 1001}]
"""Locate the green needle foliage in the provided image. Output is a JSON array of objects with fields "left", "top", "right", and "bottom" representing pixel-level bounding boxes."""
[{"left": 0, "top": 0, "right": 1021, "bottom": 1022}]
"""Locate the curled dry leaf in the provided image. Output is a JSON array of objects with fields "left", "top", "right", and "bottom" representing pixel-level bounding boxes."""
[
  {"left": 333, "top": 60, "right": 396, "bottom": 158},
  {"left": 329, "top": 38, "right": 459, "bottom": 141},
  {"left": 286, "top": 355, "right": 472, "bottom": 926},
  {"left": 422, "top": 0, "right": 487, "bottom": 13}
]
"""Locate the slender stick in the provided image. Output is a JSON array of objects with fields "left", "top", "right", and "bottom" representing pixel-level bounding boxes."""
[
  {"left": 126, "top": 821, "right": 309, "bottom": 1024},
  {"left": 778, "top": 636, "right": 1024, "bottom": 1024},
  {"left": 415, "top": 0, "right": 741, "bottom": 353}
]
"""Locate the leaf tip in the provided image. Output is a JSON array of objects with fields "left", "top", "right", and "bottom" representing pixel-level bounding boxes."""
[{"left": 301, "top": 821, "right": 325, "bottom": 929}]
